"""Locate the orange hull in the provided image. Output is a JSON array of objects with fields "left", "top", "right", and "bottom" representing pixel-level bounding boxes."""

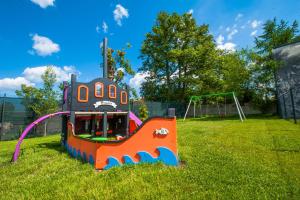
[{"left": 66, "top": 117, "right": 178, "bottom": 170}]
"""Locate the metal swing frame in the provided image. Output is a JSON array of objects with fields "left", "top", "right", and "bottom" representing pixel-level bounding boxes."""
[{"left": 183, "top": 92, "right": 246, "bottom": 122}]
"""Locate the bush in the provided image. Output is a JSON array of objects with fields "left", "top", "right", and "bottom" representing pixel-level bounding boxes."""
[{"left": 139, "top": 102, "right": 148, "bottom": 121}]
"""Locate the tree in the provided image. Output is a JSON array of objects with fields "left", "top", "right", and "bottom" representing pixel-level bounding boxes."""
[
  {"left": 140, "top": 12, "right": 219, "bottom": 102},
  {"left": 139, "top": 102, "right": 148, "bottom": 121},
  {"left": 16, "top": 67, "right": 59, "bottom": 136},
  {"left": 139, "top": 12, "right": 250, "bottom": 103},
  {"left": 105, "top": 44, "right": 138, "bottom": 99},
  {"left": 216, "top": 51, "right": 250, "bottom": 97},
  {"left": 252, "top": 18, "right": 299, "bottom": 107}
]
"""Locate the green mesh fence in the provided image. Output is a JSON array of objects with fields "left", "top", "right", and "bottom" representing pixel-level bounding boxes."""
[
  {"left": 130, "top": 101, "right": 186, "bottom": 118},
  {"left": 0, "top": 97, "right": 186, "bottom": 141},
  {"left": 0, "top": 97, "right": 62, "bottom": 141}
]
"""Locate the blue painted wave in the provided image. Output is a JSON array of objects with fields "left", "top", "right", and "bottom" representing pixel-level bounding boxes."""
[
  {"left": 64, "top": 144, "right": 178, "bottom": 170},
  {"left": 64, "top": 143, "right": 94, "bottom": 166},
  {"left": 104, "top": 146, "right": 178, "bottom": 170}
]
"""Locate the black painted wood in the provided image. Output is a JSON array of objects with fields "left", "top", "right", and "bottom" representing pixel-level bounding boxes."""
[{"left": 70, "top": 77, "right": 129, "bottom": 112}]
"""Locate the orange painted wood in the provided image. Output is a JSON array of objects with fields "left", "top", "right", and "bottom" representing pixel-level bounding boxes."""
[{"left": 67, "top": 117, "right": 177, "bottom": 169}]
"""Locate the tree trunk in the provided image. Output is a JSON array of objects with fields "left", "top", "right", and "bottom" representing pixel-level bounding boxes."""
[
  {"left": 44, "top": 121, "right": 48, "bottom": 137},
  {"left": 166, "top": 60, "right": 170, "bottom": 101},
  {"left": 183, "top": 64, "right": 187, "bottom": 101}
]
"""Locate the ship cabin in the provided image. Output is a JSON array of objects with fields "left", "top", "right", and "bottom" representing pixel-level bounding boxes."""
[{"left": 61, "top": 75, "right": 137, "bottom": 142}]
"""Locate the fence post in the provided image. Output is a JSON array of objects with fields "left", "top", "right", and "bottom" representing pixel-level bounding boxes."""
[
  {"left": 282, "top": 94, "right": 287, "bottom": 118},
  {"left": 0, "top": 95, "right": 6, "bottom": 141},
  {"left": 290, "top": 88, "right": 297, "bottom": 124}
]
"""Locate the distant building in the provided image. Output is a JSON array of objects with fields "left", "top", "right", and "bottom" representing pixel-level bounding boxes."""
[{"left": 273, "top": 42, "right": 300, "bottom": 119}]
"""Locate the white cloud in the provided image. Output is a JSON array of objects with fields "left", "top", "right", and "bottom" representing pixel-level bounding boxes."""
[
  {"left": 216, "top": 34, "right": 224, "bottom": 45},
  {"left": 241, "top": 25, "right": 246, "bottom": 29},
  {"left": 129, "top": 72, "right": 150, "bottom": 92},
  {"left": 30, "top": 0, "right": 55, "bottom": 8},
  {"left": 226, "top": 27, "right": 230, "bottom": 32},
  {"left": 96, "top": 25, "right": 100, "bottom": 33},
  {"left": 188, "top": 9, "right": 194, "bottom": 14},
  {"left": 227, "top": 29, "right": 238, "bottom": 40},
  {"left": 0, "top": 77, "right": 35, "bottom": 91},
  {"left": 30, "top": 34, "right": 60, "bottom": 56},
  {"left": 217, "top": 42, "right": 236, "bottom": 52},
  {"left": 251, "top": 20, "right": 261, "bottom": 29},
  {"left": 235, "top": 13, "right": 243, "bottom": 21},
  {"left": 113, "top": 4, "right": 129, "bottom": 26},
  {"left": 216, "top": 34, "right": 236, "bottom": 52},
  {"left": 250, "top": 30, "right": 258, "bottom": 36},
  {"left": 102, "top": 21, "right": 108, "bottom": 33},
  {"left": 0, "top": 65, "right": 79, "bottom": 93},
  {"left": 23, "top": 65, "right": 78, "bottom": 83}
]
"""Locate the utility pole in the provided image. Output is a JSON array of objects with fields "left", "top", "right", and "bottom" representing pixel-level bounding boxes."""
[
  {"left": 103, "top": 37, "right": 108, "bottom": 78},
  {"left": 0, "top": 94, "right": 6, "bottom": 141}
]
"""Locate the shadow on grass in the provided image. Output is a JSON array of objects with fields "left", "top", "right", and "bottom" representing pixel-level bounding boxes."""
[
  {"left": 36, "top": 141, "right": 65, "bottom": 153},
  {"left": 1, "top": 141, "right": 65, "bottom": 165}
]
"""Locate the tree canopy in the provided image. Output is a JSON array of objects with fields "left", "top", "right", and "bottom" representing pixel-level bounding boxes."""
[
  {"left": 248, "top": 18, "right": 300, "bottom": 110},
  {"left": 16, "top": 66, "right": 59, "bottom": 136},
  {"left": 139, "top": 12, "right": 249, "bottom": 102},
  {"left": 106, "top": 44, "right": 138, "bottom": 98}
]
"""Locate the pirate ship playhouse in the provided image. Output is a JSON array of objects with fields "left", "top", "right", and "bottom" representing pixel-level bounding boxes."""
[{"left": 12, "top": 38, "right": 178, "bottom": 170}]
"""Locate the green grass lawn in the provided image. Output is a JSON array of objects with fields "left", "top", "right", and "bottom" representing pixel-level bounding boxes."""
[{"left": 0, "top": 117, "right": 300, "bottom": 199}]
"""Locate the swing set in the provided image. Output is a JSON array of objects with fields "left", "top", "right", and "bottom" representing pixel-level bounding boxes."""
[{"left": 183, "top": 92, "right": 246, "bottom": 122}]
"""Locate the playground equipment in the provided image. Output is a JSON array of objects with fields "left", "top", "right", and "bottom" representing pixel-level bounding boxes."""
[
  {"left": 184, "top": 92, "right": 246, "bottom": 122},
  {"left": 12, "top": 38, "right": 178, "bottom": 170}
]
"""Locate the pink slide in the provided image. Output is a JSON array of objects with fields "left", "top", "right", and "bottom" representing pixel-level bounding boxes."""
[
  {"left": 129, "top": 111, "right": 142, "bottom": 126},
  {"left": 12, "top": 111, "right": 70, "bottom": 162}
]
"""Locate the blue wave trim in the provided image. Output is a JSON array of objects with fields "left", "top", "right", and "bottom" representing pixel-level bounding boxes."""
[
  {"left": 123, "top": 155, "right": 137, "bottom": 164},
  {"left": 103, "top": 146, "right": 178, "bottom": 170},
  {"left": 82, "top": 152, "right": 87, "bottom": 162},
  {"left": 72, "top": 148, "right": 77, "bottom": 158},
  {"left": 138, "top": 151, "right": 158, "bottom": 163},
  {"left": 103, "top": 157, "right": 121, "bottom": 170},
  {"left": 89, "top": 155, "right": 95, "bottom": 165},
  {"left": 156, "top": 147, "right": 178, "bottom": 166},
  {"left": 77, "top": 150, "right": 82, "bottom": 160}
]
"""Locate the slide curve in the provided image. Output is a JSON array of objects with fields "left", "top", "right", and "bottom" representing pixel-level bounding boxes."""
[
  {"left": 12, "top": 111, "right": 70, "bottom": 162},
  {"left": 129, "top": 111, "right": 142, "bottom": 126}
]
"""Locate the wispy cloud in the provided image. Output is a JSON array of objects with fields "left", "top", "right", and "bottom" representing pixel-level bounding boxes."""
[
  {"left": 96, "top": 25, "right": 100, "bottom": 33},
  {"left": 251, "top": 20, "right": 262, "bottom": 29},
  {"left": 129, "top": 72, "right": 150, "bottom": 94},
  {"left": 30, "top": 0, "right": 55, "bottom": 9},
  {"left": 188, "top": 9, "right": 194, "bottom": 14},
  {"left": 227, "top": 29, "right": 238, "bottom": 40},
  {"left": 0, "top": 65, "right": 79, "bottom": 92},
  {"left": 30, "top": 34, "right": 60, "bottom": 56},
  {"left": 250, "top": 30, "right": 258, "bottom": 36},
  {"left": 113, "top": 4, "right": 129, "bottom": 26},
  {"left": 235, "top": 13, "right": 243, "bottom": 21},
  {"left": 102, "top": 21, "right": 108, "bottom": 33},
  {"left": 216, "top": 34, "right": 236, "bottom": 52},
  {"left": 0, "top": 77, "right": 35, "bottom": 91}
]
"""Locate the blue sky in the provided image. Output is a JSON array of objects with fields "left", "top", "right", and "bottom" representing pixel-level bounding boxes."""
[{"left": 0, "top": 0, "right": 299, "bottom": 96}]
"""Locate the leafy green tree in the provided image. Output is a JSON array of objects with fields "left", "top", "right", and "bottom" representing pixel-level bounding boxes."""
[
  {"left": 105, "top": 44, "right": 138, "bottom": 99},
  {"left": 16, "top": 67, "right": 59, "bottom": 136},
  {"left": 140, "top": 12, "right": 218, "bottom": 102},
  {"left": 217, "top": 51, "right": 250, "bottom": 97},
  {"left": 139, "top": 12, "right": 250, "bottom": 103},
  {"left": 252, "top": 18, "right": 299, "bottom": 107},
  {"left": 139, "top": 102, "right": 148, "bottom": 121}
]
